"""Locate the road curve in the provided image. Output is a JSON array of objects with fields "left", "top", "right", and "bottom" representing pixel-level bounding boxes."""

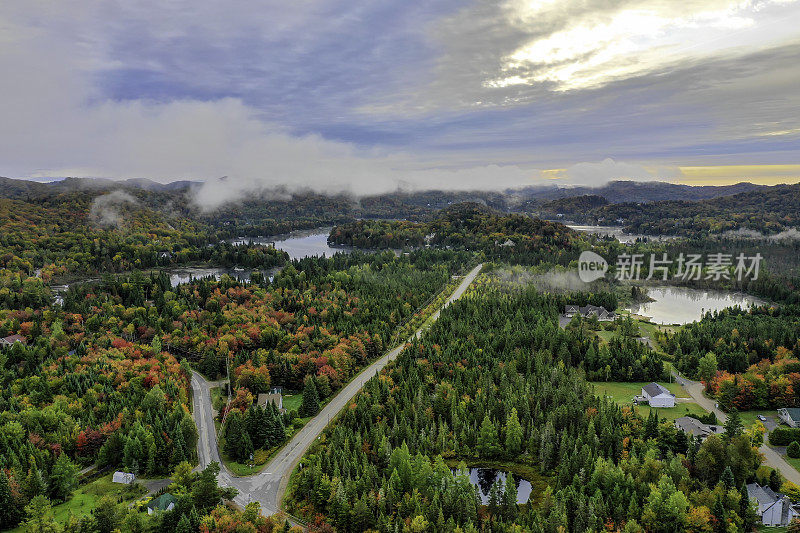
[
  {"left": 191, "top": 263, "right": 484, "bottom": 516},
  {"left": 672, "top": 370, "right": 800, "bottom": 486}
]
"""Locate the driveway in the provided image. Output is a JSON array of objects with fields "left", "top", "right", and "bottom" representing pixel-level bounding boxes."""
[{"left": 672, "top": 370, "right": 800, "bottom": 486}]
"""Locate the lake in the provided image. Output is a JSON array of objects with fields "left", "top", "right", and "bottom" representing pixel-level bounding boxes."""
[
  {"left": 567, "top": 225, "right": 676, "bottom": 244},
  {"left": 230, "top": 227, "right": 350, "bottom": 260},
  {"left": 453, "top": 467, "right": 533, "bottom": 505},
  {"left": 627, "top": 286, "right": 765, "bottom": 325}
]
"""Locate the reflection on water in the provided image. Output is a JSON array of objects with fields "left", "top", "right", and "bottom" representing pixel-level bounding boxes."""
[
  {"left": 230, "top": 227, "right": 350, "bottom": 260},
  {"left": 453, "top": 467, "right": 532, "bottom": 505},
  {"left": 166, "top": 267, "right": 271, "bottom": 288},
  {"left": 567, "top": 225, "right": 676, "bottom": 244},
  {"left": 628, "top": 286, "right": 765, "bottom": 325}
]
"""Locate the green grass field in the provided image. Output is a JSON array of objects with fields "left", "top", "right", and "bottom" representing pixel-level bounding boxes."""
[
  {"left": 10, "top": 474, "right": 145, "bottom": 531},
  {"left": 282, "top": 393, "right": 302, "bottom": 412},
  {"left": 739, "top": 409, "right": 777, "bottom": 428},
  {"left": 591, "top": 381, "right": 710, "bottom": 422}
]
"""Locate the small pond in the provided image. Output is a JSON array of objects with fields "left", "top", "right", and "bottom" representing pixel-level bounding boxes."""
[
  {"left": 453, "top": 467, "right": 533, "bottom": 505},
  {"left": 627, "top": 286, "right": 765, "bottom": 325}
]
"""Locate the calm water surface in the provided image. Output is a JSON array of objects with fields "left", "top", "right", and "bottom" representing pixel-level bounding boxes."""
[
  {"left": 567, "top": 225, "right": 676, "bottom": 244},
  {"left": 231, "top": 227, "right": 349, "bottom": 260},
  {"left": 453, "top": 467, "right": 532, "bottom": 505},
  {"left": 628, "top": 286, "right": 764, "bottom": 325}
]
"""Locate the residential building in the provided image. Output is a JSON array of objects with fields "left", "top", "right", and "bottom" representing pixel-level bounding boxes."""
[
  {"left": 747, "top": 483, "right": 800, "bottom": 527},
  {"left": 778, "top": 408, "right": 800, "bottom": 428},
  {"left": 147, "top": 493, "right": 177, "bottom": 515},
  {"left": 0, "top": 334, "right": 26, "bottom": 348},
  {"left": 563, "top": 305, "right": 616, "bottom": 321},
  {"left": 257, "top": 388, "right": 284, "bottom": 413},
  {"left": 674, "top": 416, "right": 723, "bottom": 440},
  {"left": 639, "top": 382, "right": 675, "bottom": 408}
]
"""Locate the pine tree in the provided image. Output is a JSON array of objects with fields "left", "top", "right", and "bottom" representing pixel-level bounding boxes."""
[
  {"left": 502, "top": 473, "right": 518, "bottom": 519},
  {"left": 723, "top": 408, "right": 743, "bottom": 442},
  {"left": 477, "top": 415, "right": 499, "bottom": 458},
  {"left": 505, "top": 408, "right": 523, "bottom": 457},
  {"left": 488, "top": 478, "right": 502, "bottom": 518},
  {"left": 49, "top": 452, "right": 79, "bottom": 502},
  {"left": 300, "top": 376, "right": 320, "bottom": 416},
  {"left": 0, "top": 471, "right": 20, "bottom": 530},
  {"left": 719, "top": 466, "right": 735, "bottom": 489},
  {"left": 740, "top": 482, "right": 756, "bottom": 532},
  {"left": 176, "top": 514, "right": 192, "bottom": 533},
  {"left": 223, "top": 410, "right": 245, "bottom": 460}
]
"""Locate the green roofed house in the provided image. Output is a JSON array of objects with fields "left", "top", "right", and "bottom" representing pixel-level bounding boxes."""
[
  {"left": 147, "top": 493, "right": 177, "bottom": 515},
  {"left": 778, "top": 408, "right": 800, "bottom": 428}
]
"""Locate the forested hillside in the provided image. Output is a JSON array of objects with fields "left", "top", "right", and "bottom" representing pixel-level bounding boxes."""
[
  {"left": 329, "top": 203, "right": 583, "bottom": 265},
  {"left": 592, "top": 184, "right": 800, "bottom": 236}
]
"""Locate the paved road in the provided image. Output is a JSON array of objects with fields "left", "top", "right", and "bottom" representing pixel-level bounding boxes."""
[
  {"left": 672, "top": 370, "right": 800, "bottom": 485},
  {"left": 191, "top": 263, "right": 484, "bottom": 516}
]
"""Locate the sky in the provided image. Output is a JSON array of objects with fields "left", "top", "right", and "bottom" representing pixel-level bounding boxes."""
[{"left": 1, "top": 0, "right": 799, "bottom": 207}]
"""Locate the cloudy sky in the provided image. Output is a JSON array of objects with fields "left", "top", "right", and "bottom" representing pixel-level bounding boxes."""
[{"left": 2, "top": 0, "right": 799, "bottom": 205}]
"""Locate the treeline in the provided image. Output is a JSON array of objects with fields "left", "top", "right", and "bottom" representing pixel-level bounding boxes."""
[
  {"left": 591, "top": 183, "right": 800, "bottom": 237},
  {"left": 288, "top": 287, "right": 759, "bottom": 532},
  {"left": 329, "top": 203, "right": 584, "bottom": 266}
]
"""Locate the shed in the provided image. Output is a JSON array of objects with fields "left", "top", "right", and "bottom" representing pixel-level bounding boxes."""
[
  {"left": 112, "top": 471, "right": 135, "bottom": 485},
  {"left": 640, "top": 382, "right": 675, "bottom": 408}
]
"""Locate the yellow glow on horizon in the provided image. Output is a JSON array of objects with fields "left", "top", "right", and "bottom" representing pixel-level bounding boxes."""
[{"left": 677, "top": 165, "right": 800, "bottom": 185}]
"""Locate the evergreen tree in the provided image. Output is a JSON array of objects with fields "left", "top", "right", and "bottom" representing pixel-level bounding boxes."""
[
  {"left": 502, "top": 473, "right": 518, "bottom": 519},
  {"left": 504, "top": 408, "right": 523, "bottom": 457},
  {"left": 300, "top": 376, "right": 320, "bottom": 416},
  {"left": 723, "top": 408, "right": 743, "bottom": 442},
  {"left": 740, "top": 482, "right": 756, "bottom": 532},
  {"left": 0, "top": 471, "right": 20, "bottom": 530},
  {"left": 477, "top": 415, "right": 500, "bottom": 458},
  {"left": 224, "top": 411, "right": 246, "bottom": 460},
  {"left": 488, "top": 478, "right": 502, "bottom": 518},
  {"left": 49, "top": 453, "right": 79, "bottom": 502},
  {"left": 719, "top": 466, "right": 735, "bottom": 489},
  {"left": 176, "top": 514, "right": 192, "bottom": 533}
]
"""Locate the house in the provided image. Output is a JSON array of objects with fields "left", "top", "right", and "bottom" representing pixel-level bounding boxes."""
[
  {"left": 778, "top": 408, "right": 800, "bottom": 428},
  {"left": 112, "top": 471, "right": 135, "bottom": 485},
  {"left": 0, "top": 334, "right": 26, "bottom": 348},
  {"left": 563, "top": 305, "right": 616, "bottom": 321},
  {"left": 257, "top": 388, "right": 284, "bottom": 413},
  {"left": 147, "top": 493, "right": 177, "bottom": 515},
  {"left": 747, "top": 483, "right": 800, "bottom": 527},
  {"left": 674, "top": 416, "right": 723, "bottom": 440},
  {"left": 639, "top": 382, "right": 675, "bottom": 408},
  {"left": 158, "top": 251, "right": 172, "bottom": 259}
]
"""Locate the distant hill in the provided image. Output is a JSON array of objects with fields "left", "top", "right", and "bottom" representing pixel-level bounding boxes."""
[
  {"left": 539, "top": 194, "right": 608, "bottom": 217},
  {"left": 593, "top": 183, "right": 800, "bottom": 235},
  {"left": 516, "top": 180, "right": 766, "bottom": 205}
]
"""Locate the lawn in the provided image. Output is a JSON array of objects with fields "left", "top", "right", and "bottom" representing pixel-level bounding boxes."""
[
  {"left": 739, "top": 409, "right": 778, "bottom": 428},
  {"left": 591, "top": 381, "right": 710, "bottom": 422},
  {"left": 10, "top": 474, "right": 146, "bottom": 531},
  {"left": 282, "top": 393, "right": 302, "bottom": 413}
]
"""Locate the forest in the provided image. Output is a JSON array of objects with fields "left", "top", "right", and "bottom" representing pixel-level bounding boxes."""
[
  {"left": 329, "top": 203, "right": 585, "bottom": 266},
  {"left": 287, "top": 281, "right": 764, "bottom": 532}
]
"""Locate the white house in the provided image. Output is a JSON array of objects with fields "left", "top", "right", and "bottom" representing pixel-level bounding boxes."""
[
  {"left": 747, "top": 483, "right": 800, "bottom": 527},
  {"left": 778, "top": 408, "right": 800, "bottom": 428},
  {"left": 640, "top": 382, "right": 675, "bottom": 408},
  {"left": 112, "top": 471, "right": 135, "bottom": 484}
]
